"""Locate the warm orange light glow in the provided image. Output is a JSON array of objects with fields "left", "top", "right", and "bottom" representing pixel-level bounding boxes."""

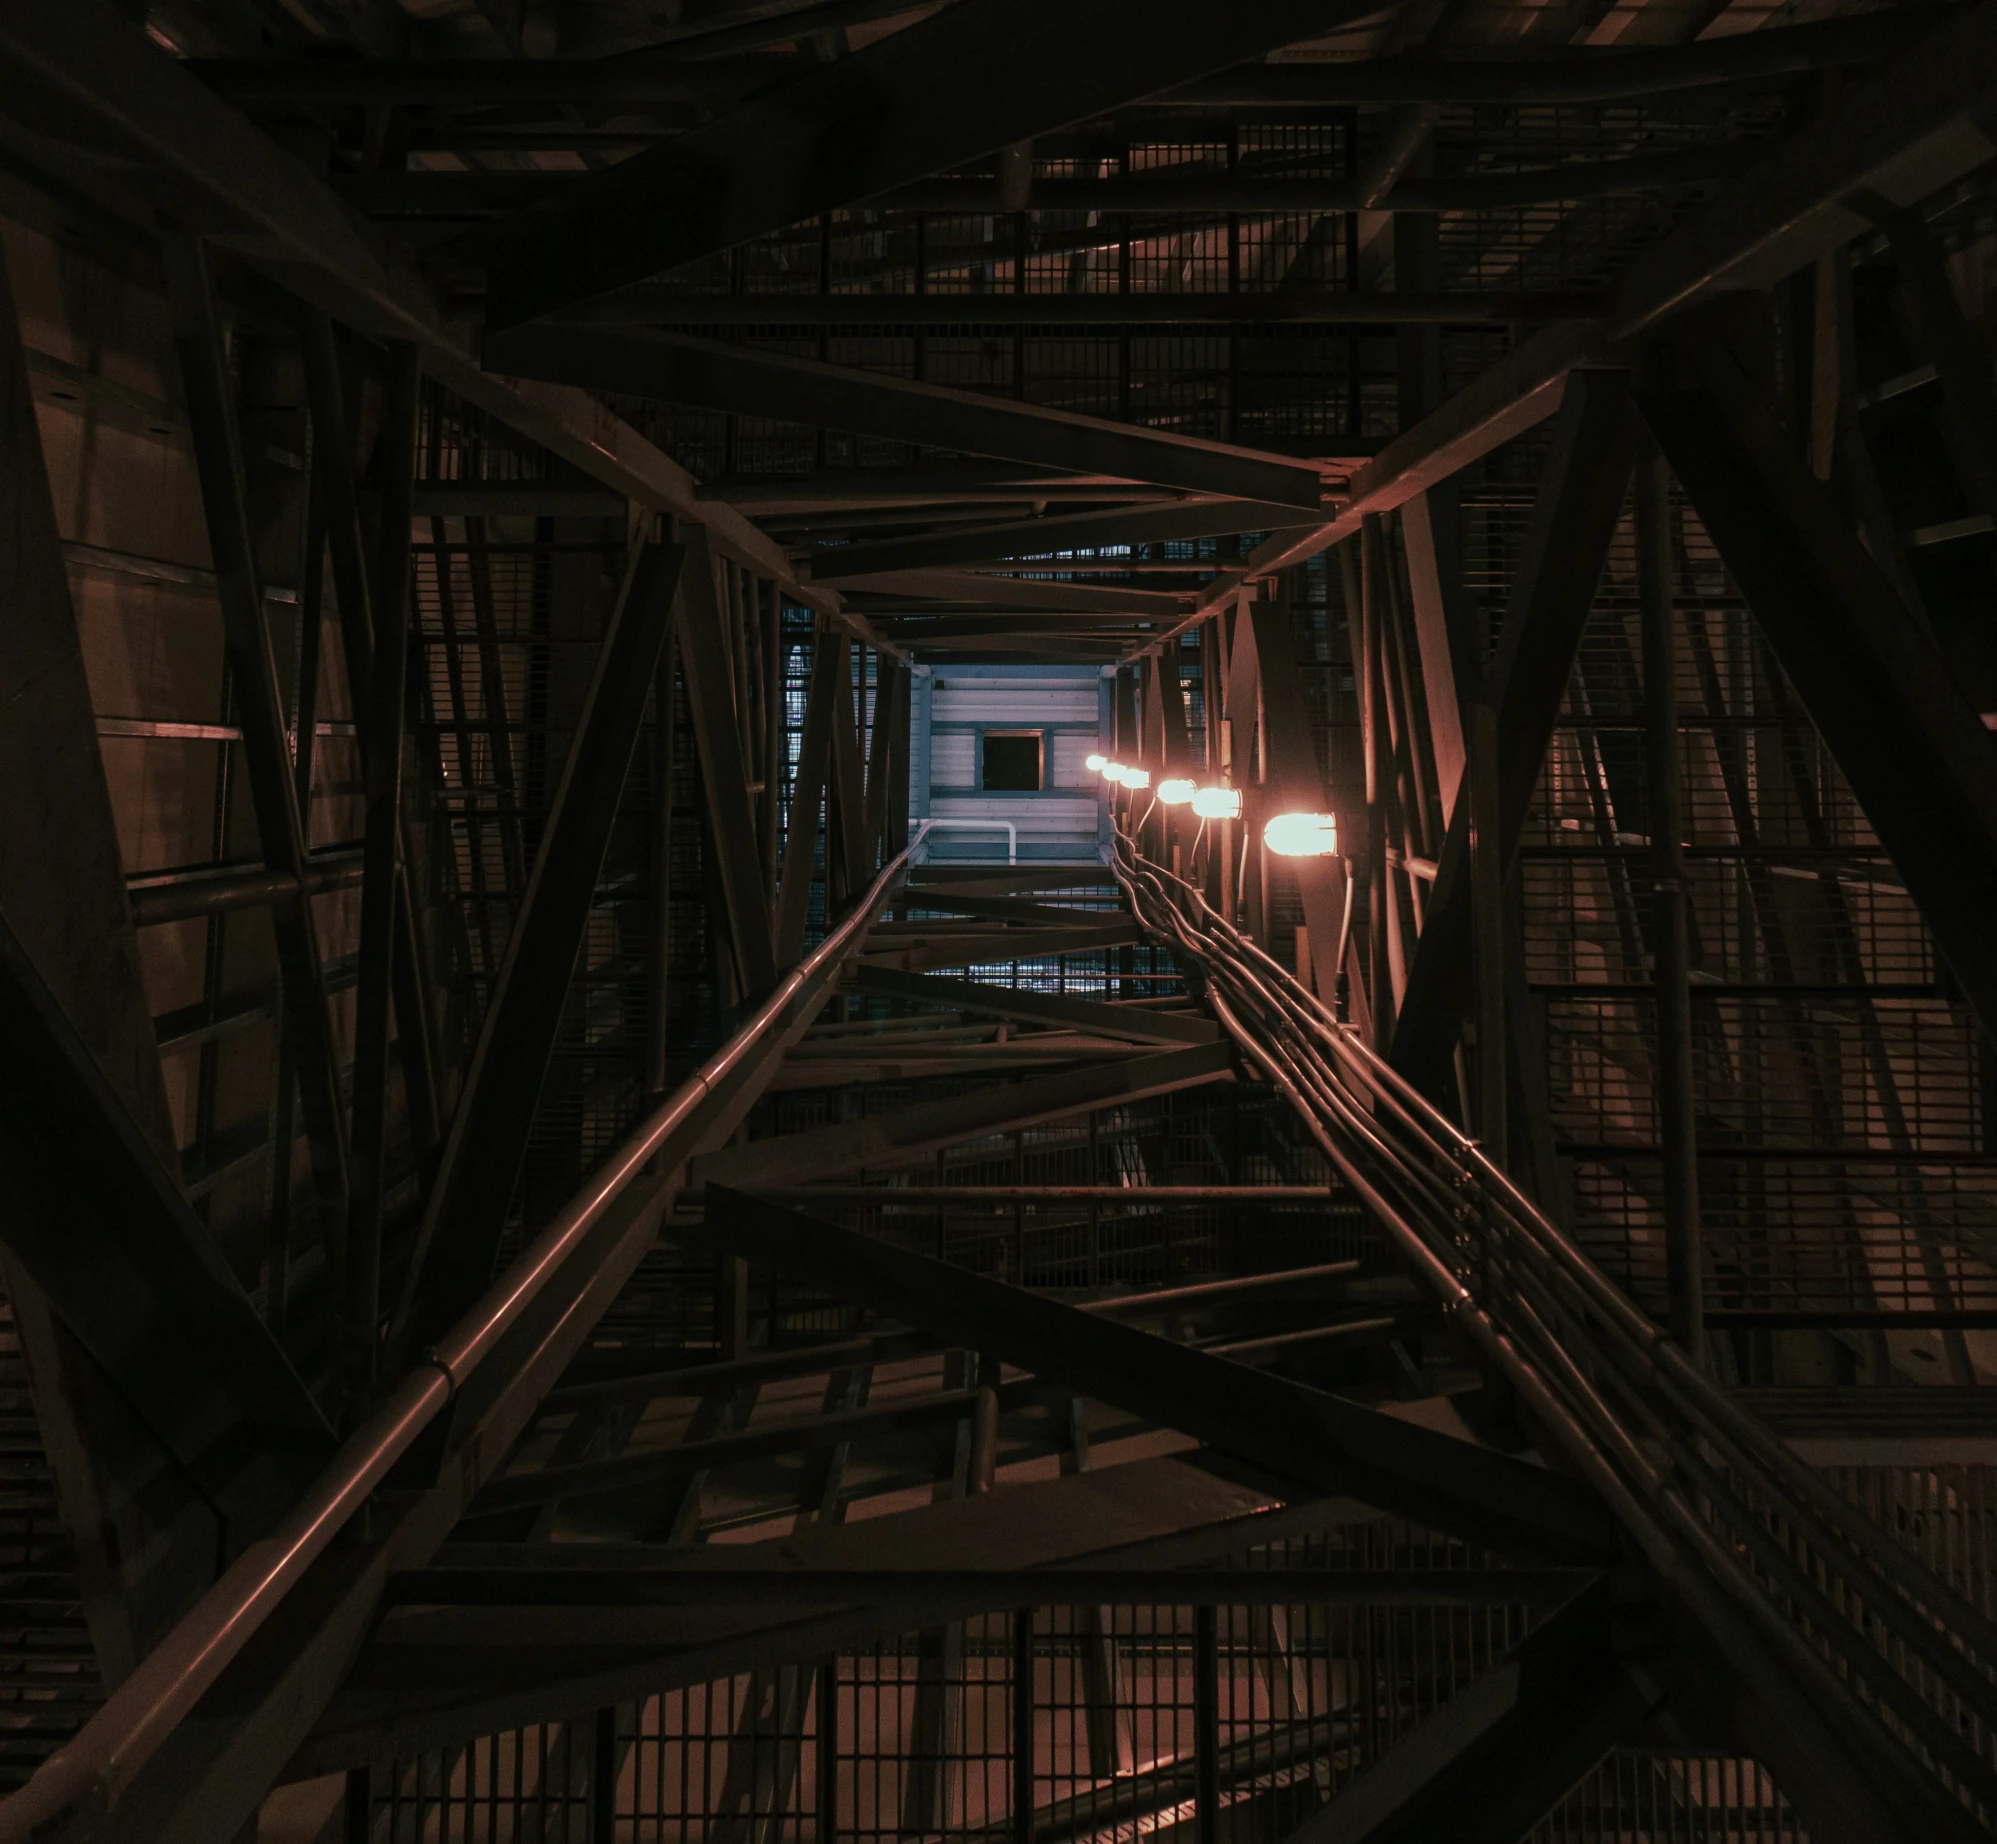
[{"left": 1264, "top": 810, "right": 1339, "bottom": 856}]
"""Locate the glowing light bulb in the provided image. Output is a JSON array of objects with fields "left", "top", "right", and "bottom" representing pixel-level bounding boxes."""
[
  {"left": 1084, "top": 752, "right": 1107, "bottom": 773},
  {"left": 1157, "top": 777, "right": 1197, "bottom": 805},
  {"left": 1103, "top": 761, "right": 1128, "bottom": 784},
  {"left": 1264, "top": 810, "right": 1339, "bottom": 857},
  {"left": 1191, "top": 784, "right": 1243, "bottom": 820},
  {"left": 1120, "top": 766, "right": 1151, "bottom": 791}
]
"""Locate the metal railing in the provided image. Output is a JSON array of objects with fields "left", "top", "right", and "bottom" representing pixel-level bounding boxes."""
[
  {"left": 1109, "top": 830, "right": 1997, "bottom": 1840},
  {"left": 0, "top": 827, "right": 933, "bottom": 1842}
]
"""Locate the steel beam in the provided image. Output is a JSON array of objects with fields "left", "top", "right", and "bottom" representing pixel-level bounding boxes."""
[
  {"left": 1604, "top": 1, "right": 1997, "bottom": 341},
  {"left": 1168, "top": 12, "right": 1949, "bottom": 106},
  {"left": 678, "top": 532, "right": 780, "bottom": 996},
  {"left": 774, "top": 620, "right": 845, "bottom": 965},
  {"left": 0, "top": 243, "right": 311, "bottom": 1679},
  {"left": 838, "top": 570, "right": 1188, "bottom": 617},
  {"left": 0, "top": 0, "right": 841, "bottom": 623},
  {"left": 295, "top": 1453, "right": 1314, "bottom": 1771},
  {"left": 1637, "top": 360, "right": 1997, "bottom": 1046},
  {"left": 345, "top": 341, "right": 421, "bottom": 1410},
  {"left": 391, "top": 544, "right": 687, "bottom": 1369},
  {"left": 697, "top": 1188, "right": 1615, "bottom": 1558},
  {"left": 1280, "top": 1579, "right": 1666, "bottom": 1844},
  {"left": 811, "top": 499, "right": 1311, "bottom": 580},
  {"left": 481, "top": 328, "right": 1330, "bottom": 510},
  {"left": 164, "top": 234, "right": 352, "bottom": 1221},
  {"left": 862, "top": 920, "right": 1147, "bottom": 972},
  {"left": 190, "top": 16, "right": 1939, "bottom": 109},
  {"left": 1390, "top": 371, "right": 1638, "bottom": 1095},
  {"left": 539, "top": 287, "right": 1607, "bottom": 324},
  {"left": 465, "top": 0, "right": 1391, "bottom": 325},
  {"left": 0, "top": 905, "right": 336, "bottom": 1525},
  {"left": 863, "top": 654, "right": 909, "bottom": 872},
  {"left": 690, "top": 1042, "right": 1235, "bottom": 1188},
  {"left": 858, "top": 966, "right": 1214, "bottom": 1038}
]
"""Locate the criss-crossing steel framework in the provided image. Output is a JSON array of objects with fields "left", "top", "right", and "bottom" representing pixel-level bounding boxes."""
[{"left": 0, "top": 0, "right": 1993, "bottom": 1838}]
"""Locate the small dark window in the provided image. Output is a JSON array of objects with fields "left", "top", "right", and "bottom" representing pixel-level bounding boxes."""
[{"left": 982, "top": 730, "right": 1043, "bottom": 791}]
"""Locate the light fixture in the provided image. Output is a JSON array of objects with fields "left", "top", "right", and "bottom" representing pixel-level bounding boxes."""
[
  {"left": 1084, "top": 752, "right": 1107, "bottom": 773},
  {"left": 1121, "top": 766, "right": 1151, "bottom": 790},
  {"left": 1157, "top": 777, "right": 1197, "bottom": 805},
  {"left": 1264, "top": 810, "right": 1339, "bottom": 856},
  {"left": 1191, "top": 784, "right": 1243, "bottom": 820}
]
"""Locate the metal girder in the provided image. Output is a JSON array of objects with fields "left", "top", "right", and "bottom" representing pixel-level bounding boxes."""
[
  {"left": 863, "top": 654, "right": 909, "bottom": 871},
  {"left": 391, "top": 544, "right": 687, "bottom": 1370},
  {"left": 2, "top": 837, "right": 917, "bottom": 1842},
  {"left": 1400, "top": 490, "right": 1474, "bottom": 827},
  {"left": 0, "top": 0, "right": 838, "bottom": 621},
  {"left": 696, "top": 1189, "right": 1616, "bottom": 1559},
  {"left": 854, "top": 967, "right": 1221, "bottom": 1045},
  {"left": 774, "top": 619, "right": 845, "bottom": 965},
  {"left": 0, "top": 242, "right": 330, "bottom": 1676},
  {"left": 862, "top": 919, "right": 1147, "bottom": 972},
  {"left": 295, "top": 1453, "right": 1313, "bottom": 1771},
  {"left": 909, "top": 867, "right": 1116, "bottom": 896},
  {"left": 1637, "top": 364, "right": 1997, "bottom": 1045},
  {"left": 1148, "top": 8, "right": 1997, "bottom": 662},
  {"left": 464, "top": 0, "right": 1386, "bottom": 326},
  {"left": 811, "top": 500, "right": 1312, "bottom": 581},
  {"left": 472, "top": 1381, "right": 1022, "bottom": 1512},
  {"left": 163, "top": 233, "right": 352, "bottom": 1221},
  {"left": 0, "top": 904, "right": 335, "bottom": 1516},
  {"left": 828, "top": 638, "right": 870, "bottom": 906},
  {"left": 1605, "top": 1, "right": 1997, "bottom": 341},
  {"left": 678, "top": 531, "right": 781, "bottom": 998},
  {"left": 712, "top": 155, "right": 1742, "bottom": 221},
  {"left": 480, "top": 327, "right": 1331, "bottom": 510},
  {"left": 887, "top": 894, "right": 1124, "bottom": 928},
  {"left": 704, "top": 464, "right": 1196, "bottom": 511},
  {"left": 689, "top": 1042, "right": 1235, "bottom": 1187},
  {"left": 393, "top": 1564, "right": 1588, "bottom": 1613},
  {"left": 1168, "top": 11, "right": 1949, "bottom": 106},
  {"left": 1238, "top": 596, "right": 1349, "bottom": 1004},
  {"left": 539, "top": 287, "right": 1606, "bottom": 324},
  {"left": 0, "top": 238, "right": 173, "bottom": 1171},
  {"left": 838, "top": 570, "right": 1188, "bottom": 617},
  {"left": 1884, "top": 209, "right": 1997, "bottom": 523},
  {"left": 345, "top": 340, "right": 421, "bottom": 1407},
  {"left": 1282, "top": 1578, "right": 1669, "bottom": 1844},
  {"left": 182, "top": 54, "right": 778, "bottom": 105},
  {"left": 878, "top": 616, "right": 1156, "bottom": 640},
  {"left": 1390, "top": 371, "right": 1638, "bottom": 1094}
]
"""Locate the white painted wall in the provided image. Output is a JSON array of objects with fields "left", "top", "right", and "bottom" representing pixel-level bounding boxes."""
[{"left": 921, "top": 664, "right": 1106, "bottom": 862}]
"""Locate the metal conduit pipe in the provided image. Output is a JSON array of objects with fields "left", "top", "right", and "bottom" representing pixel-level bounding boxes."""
[
  {"left": 0, "top": 825, "right": 933, "bottom": 1842},
  {"left": 1108, "top": 826, "right": 1997, "bottom": 1829},
  {"left": 126, "top": 847, "right": 367, "bottom": 924}
]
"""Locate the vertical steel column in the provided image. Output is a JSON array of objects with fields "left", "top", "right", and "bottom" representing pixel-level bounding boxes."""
[
  {"left": 346, "top": 340, "right": 420, "bottom": 1410},
  {"left": 1361, "top": 515, "right": 1394, "bottom": 1055},
  {"left": 1193, "top": 1603, "right": 1219, "bottom": 1844},
  {"left": 651, "top": 622, "right": 680, "bottom": 1099},
  {"left": 817, "top": 1657, "right": 839, "bottom": 1844},
  {"left": 1468, "top": 702, "right": 1506, "bottom": 1162},
  {"left": 1636, "top": 436, "right": 1702, "bottom": 1362},
  {"left": 762, "top": 581, "right": 784, "bottom": 912},
  {"left": 300, "top": 312, "right": 441, "bottom": 1153},
  {"left": 164, "top": 235, "right": 350, "bottom": 1222},
  {"left": 268, "top": 465, "right": 329, "bottom": 1340},
  {"left": 592, "top": 1706, "right": 617, "bottom": 1844},
  {"left": 1012, "top": 1608, "right": 1035, "bottom": 1844}
]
